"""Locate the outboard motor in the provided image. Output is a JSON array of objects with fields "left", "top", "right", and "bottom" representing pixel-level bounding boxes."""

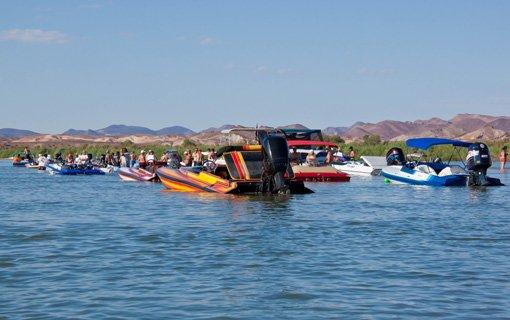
[
  {"left": 261, "top": 134, "right": 290, "bottom": 193},
  {"left": 466, "top": 142, "right": 503, "bottom": 186},
  {"left": 386, "top": 147, "right": 406, "bottom": 166}
]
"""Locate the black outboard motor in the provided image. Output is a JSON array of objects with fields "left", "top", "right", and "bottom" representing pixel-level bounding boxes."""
[
  {"left": 386, "top": 147, "right": 406, "bottom": 166},
  {"left": 466, "top": 142, "right": 503, "bottom": 186},
  {"left": 261, "top": 134, "right": 290, "bottom": 193}
]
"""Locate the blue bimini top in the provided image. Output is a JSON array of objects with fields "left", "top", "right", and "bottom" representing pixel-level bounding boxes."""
[{"left": 406, "top": 138, "right": 471, "bottom": 150}]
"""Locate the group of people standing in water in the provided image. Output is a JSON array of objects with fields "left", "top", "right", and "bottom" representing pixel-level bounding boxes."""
[
  {"left": 12, "top": 146, "right": 218, "bottom": 170},
  {"left": 100, "top": 147, "right": 218, "bottom": 169},
  {"left": 11, "top": 144, "right": 509, "bottom": 172}
]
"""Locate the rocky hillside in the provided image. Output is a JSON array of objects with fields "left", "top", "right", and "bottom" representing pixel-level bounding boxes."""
[
  {"left": 340, "top": 114, "right": 510, "bottom": 141},
  {"left": 1, "top": 114, "right": 509, "bottom": 147}
]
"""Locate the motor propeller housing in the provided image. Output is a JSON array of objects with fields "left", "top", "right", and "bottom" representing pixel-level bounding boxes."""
[
  {"left": 466, "top": 142, "right": 502, "bottom": 186},
  {"left": 261, "top": 134, "right": 290, "bottom": 193}
]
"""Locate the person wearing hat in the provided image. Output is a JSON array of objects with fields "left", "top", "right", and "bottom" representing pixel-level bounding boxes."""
[
  {"left": 138, "top": 150, "right": 147, "bottom": 168},
  {"left": 500, "top": 145, "right": 508, "bottom": 172}
]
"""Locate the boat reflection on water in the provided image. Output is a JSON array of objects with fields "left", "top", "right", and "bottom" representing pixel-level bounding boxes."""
[{"left": 160, "top": 188, "right": 295, "bottom": 217}]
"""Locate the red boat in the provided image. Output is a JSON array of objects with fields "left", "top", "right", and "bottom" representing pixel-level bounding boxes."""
[{"left": 286, "top": 140, "right": 350, "bottom": 182}]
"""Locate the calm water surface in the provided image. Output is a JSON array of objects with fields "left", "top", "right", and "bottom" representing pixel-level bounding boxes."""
[{"left": 1, "top": 160, "right": 509, "bottom": 319}]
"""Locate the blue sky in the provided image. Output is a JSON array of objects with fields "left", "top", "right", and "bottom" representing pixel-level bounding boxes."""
[{"left": 1, "top": 1, "right": 509, "bottom": 133}]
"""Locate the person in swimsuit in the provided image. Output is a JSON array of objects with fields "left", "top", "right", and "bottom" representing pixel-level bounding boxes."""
[{"left": 500, "top": 146, "right": 508, "bottom": 172}]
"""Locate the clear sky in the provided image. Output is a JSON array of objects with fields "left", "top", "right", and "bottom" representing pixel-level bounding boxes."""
[{"left": 1, "top": 1, "right": 509, "bottom": 133}]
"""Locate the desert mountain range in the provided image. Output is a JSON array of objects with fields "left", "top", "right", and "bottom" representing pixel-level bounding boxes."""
[{"left": 1, "top": 114, "right": 508, "bottom": 147}]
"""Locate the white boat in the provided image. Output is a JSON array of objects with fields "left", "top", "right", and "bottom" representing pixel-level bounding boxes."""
[{"left": 332, "top": 156, "right": 387, "bottom": 176}]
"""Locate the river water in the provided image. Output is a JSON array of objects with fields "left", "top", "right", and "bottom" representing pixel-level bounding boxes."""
[{"left": 1, "top": 160, "right": 509, "bottom": 319}]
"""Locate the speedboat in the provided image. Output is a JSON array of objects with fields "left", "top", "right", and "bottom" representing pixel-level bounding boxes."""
[
  {"left": 382, "top": 138, "right": 503, "bottom": 186},
  {"left": 332, "top": 156, "right": 387, "bottom": 176},
  {"left": 118, "top": 167, "right": 157, "bottom": 182},
  {"left": 286, "top": 140, "right": 350, "bottom": 182},
  {"left": 46, "top": 163, "right": 105, "bottom": 175},
  {"left": 157, "top": 128, "right": 313, "bottom": 194}
]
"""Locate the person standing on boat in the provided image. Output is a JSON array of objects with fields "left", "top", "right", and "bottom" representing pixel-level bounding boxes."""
[
  {"left": 23, "top": 147, "right": 33, "bottom": 162},
  {"left": 324, "top": 148, "right": 334, "bottom": 165},
  {"left": 290, "top": 147, "right": 300, "bottom": 165},
  {"left": 348, "top": 146, "right": 356, "bottom": 160},
  {"left": 138, "top": 150, "right": 147, "bottom": 168},
  {"left": 192, "top": 148, "right": 203, "bottom": 166},
  {"left": 120, "top": 148, "right": 130, "bottom": 167},
  {"left": 182, "top": 150, "right": 192, "bottom": 167},
  {"left": 66, "top": 152, "right": 74, "bottom": 164},
  {"left": 306, "top": 150, "right": 317, "bottom": 167},
  {"left": 208, "top": 148, "right": 217, "bottom": 162},
  {"left": 146, "top": 150, "right": 156, "bottom": 164},
  {"left": 130, "top": 152, "right": 137, "bottom": 167},
  {"left": 37, "top": 154, "right": 47, "bottom": 170},
  {"left": 500, "top": 146, "right": 508, "bottom": 172}
]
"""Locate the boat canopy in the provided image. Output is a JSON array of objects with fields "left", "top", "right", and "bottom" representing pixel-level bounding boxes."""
[
  {"left": 406, "top": 138, "right": 471, "bottom": 150},
  {"left": 279, "top": 129, "right": 323, "bottom": 141}
]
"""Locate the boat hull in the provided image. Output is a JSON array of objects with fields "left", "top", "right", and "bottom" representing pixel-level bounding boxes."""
[
  {"left": 382, "top": 166, "right": 467, "bottom": 186},
  {"left": 157, "top": 167, "right": 238, "bottom": 193},
  {"left": 291, "top": 165, "right": 350, "bottom": 182},
  {"left": 118, "top": 168, "right": 157, "bottom": 182},
  {"left": 332, "top": 163, "right": 379, "bottom": 176},
  {"left": 46, "top": 163, "right": 105, "bottom": 175}
]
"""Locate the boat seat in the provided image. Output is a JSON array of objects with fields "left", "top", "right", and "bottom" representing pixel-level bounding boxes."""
[
  {"left": 438, "top": 165, "right": 466, "bottom": 177},
  {"left": 416, "top": 164, "right": 438, "bottom": 175}
]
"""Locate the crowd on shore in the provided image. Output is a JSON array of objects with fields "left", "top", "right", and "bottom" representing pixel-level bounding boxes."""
[{"left": 12, "top": 146, "right": 219, "bottom": 170}]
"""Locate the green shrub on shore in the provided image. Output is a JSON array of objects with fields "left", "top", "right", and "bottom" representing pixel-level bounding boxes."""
[{"left": 1, "top": 139, "right": 509, "bottom": 161}]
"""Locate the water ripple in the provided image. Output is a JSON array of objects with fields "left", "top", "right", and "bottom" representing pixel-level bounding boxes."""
[{"left": 1, "top": 161, "right": 509, "bottom": 318}]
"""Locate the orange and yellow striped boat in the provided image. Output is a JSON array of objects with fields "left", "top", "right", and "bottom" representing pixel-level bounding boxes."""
[{"left": 157, "top": 167, "right": 238, "bottom": 193}]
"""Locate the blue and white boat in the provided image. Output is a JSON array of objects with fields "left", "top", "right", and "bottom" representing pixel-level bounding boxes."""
[
  {"left": 46, "top": 163, "right": 105, "bottom": 175},
  {"left": 382, "top": 138, "right": 470, "bottom": 186}
]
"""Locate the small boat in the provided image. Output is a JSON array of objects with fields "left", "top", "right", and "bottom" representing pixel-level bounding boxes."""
[
  {"left": 46, "top": 163, "right": 105, "bottom": 175},
  {"left": 157, "top": 128, "right": 313, "bottom": 194},
  {"left": 286, "top": 140, "right": 350, "bottom": 182},
  {"left": 382, "top": 138, "right": 503, "bottom": 186},
  {"left": 98, "top": 165, "right": 118, "bottom": 174},
  {"left": 25, "top": 163, "right": 39, "bottom": 169},
  {"left": 118, "top": 167, "right": 157, "bottom": 182},
  {"left": 332, "top": 156, "right": 387, "bottom": 176},
  {"left": 12, "top": 160, "right": 29, "bottom": 167}
]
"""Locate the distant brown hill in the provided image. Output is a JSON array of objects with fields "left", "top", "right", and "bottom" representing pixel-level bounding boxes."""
[
  {"left": 341, "top": 114, "right": 509, "bottom": 141},
  {"left": 1, "top": 114, "right": 509, "bottom": 148}
]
